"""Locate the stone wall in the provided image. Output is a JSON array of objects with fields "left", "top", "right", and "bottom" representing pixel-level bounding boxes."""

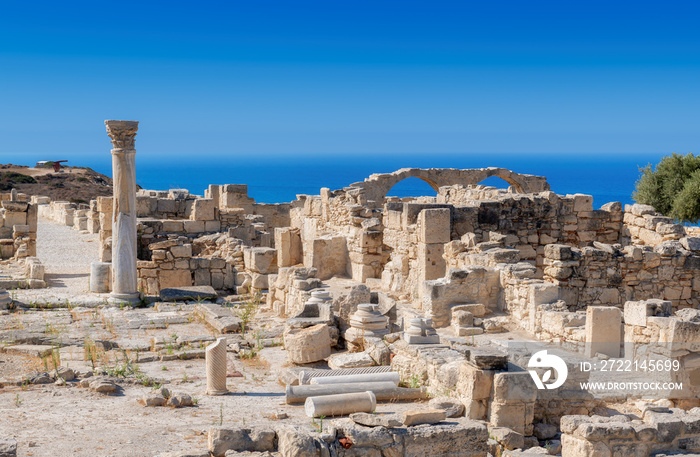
[
  {"left": 624, "top": 299, "right": 700, "bottom": 400},
  {"left": 560, "top": 409, "right": 700, "bottom": 457},
  {"left": 543, "top": 242, "right": 700, "bottom": 311},
  {"left": 208, "top": 420, "right": 490, "bottom": 457},
  {"left": 0, "top": 195, "right": 38, "bottom": 260},
  {"left": 623, "top": 203, "right": 687, "bottom": 247},
  {"left": 136, "top": 238, "right": 236, "bottom": 295},
  {"left": 266, "top": 266, "right": 322, "bottom": 317}
]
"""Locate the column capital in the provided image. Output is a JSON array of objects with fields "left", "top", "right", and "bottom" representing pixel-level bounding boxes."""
[{"left": 105, "top": 120, "right": 139, "bottom": 149}]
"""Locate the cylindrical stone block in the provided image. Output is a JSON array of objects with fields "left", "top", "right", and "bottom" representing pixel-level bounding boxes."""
[
  {"left": 90, "top": 262, "right": 112, "bottom": 293},
  {"left": 311, "top": 371, "right": 400, "bottom": 386},
  {"left": 286, "top": 381, "right": 426, "bottom": 405},
  {"left": 206, "top": 337, "right": 228, "bottom": 395},
  {"left": 305, "top": 391, "right": 376, "bottom": 418},
  {"left": 299, "top": 366, "right": 393, "bottom": 385}
]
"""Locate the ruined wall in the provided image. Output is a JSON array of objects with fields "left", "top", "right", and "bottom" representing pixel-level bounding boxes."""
[
  {"left": 0, "top": 194, "right": 38, "bottom": 260},
  {"left": 136, "top": 238, "right": 237, "bottom": 295},
  {"left": 560, "top": 410, "right": 700, "bottom": 456},
  {"left": 290, "top": 191, "right": 384, "bottom": 282},
  {"left": 622, "top": 203, "right": 687, "bottom": 246},
  {"left": 543, "top": 242, "right": 700, "bottom": 310},
  {"left": 441, "top": 188, "right": 623, "bottom": 266}
]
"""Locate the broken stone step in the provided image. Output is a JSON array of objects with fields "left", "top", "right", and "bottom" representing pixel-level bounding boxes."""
[
  {"left": 2, "top": 344, "right": 55, "bottom": 358},
  {"left": 160, "top": 285, "right": 218, "bottom": 302},
  {"left": 469, "top": 347, "right": 508, "bottom": 370},
  {"left": 195, "top": 303, "right": 242, "bottom": 333},
  {"left": 457, "top": 326, "right": 484, "bottom": 337}
]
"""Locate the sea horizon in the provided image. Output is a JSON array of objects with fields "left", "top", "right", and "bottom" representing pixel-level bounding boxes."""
[{"left": 2, "top": 151, "right": 670, "bottom": 208}]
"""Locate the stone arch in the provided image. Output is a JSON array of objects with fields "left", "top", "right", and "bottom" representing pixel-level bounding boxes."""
[{"left": 344, "top": 167, "right": 549, "bottom": 204}]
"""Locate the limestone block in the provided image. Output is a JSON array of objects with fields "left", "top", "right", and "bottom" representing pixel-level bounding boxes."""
[
  {"left": 490, "top": 427, "right": 525, "bottom": 451},
  {"left": 452, "top": 303, "right": 486, "bottom": 317},
  {"left": 457, "top": 326, "right": 484, "bottom": 336},
  {"left": 275, "top": 227, "right": 302, "bottom": 267},
  {"left": 429, "top": 397, "right": 465, "bottom": 418},
  {"left": 158, "top": 269, "right": 193, "bottom": 290},
  {"left": 571, "top": 194, "right": 593, "bottom": 212},
  {"left": 402, "top": 409, "right": 446, "bottom": 426},
  {"left": 250, "top": 272, "right": 269, "bottom": 290},
  {"left": 418, "top": 243, "right": 446, "bottom": 281},
  {"left": 211, "top": 272, "right": 224, "bottom": 290},
  {"left": 350, "top": 412, "right": 402, "bottom": 428},
  {"left": 418, "top": 208, "right": 451, "bottom": 244},
  {"left": 96, "top": 196, "right": 113, "bottom": 213},
  {"left": 402, "top": 421, "right": 489, "bottom": 457},
  {"left": 28, "top": 263, "right": 45, "bottom": 281},
  {"left": 457, "top": 362, "right": 493, "bottom": 402},
  {"left": 183, "top": 220, "right": 206, "bottom": 233},
  {"left": 161, "top": 220, "right": 184, "bottom": 233},
  {"left": 624, "top": 301, "right": 652, "bottom": 327},
  {"left": 585, "top": 306, "right": 621, "bottom": 358},
  {"left": 4, "top": 211, "right": 26, "bottom": 227},
  {"left": 327, "top": 351, "right": 375, "bottom": 369},
  {"left": 192, "top": 198, "right": 216, "bottom": 221},
  {"left": 489, "top": 401, "right": 531, "bottom": 435},
  {"left": 682, "top": 236, "right": 700, "bottom": 251},
  {"left": 529, "top": 282, "right": 560, "bottom": 305},
  {"left": 492, "top": 372, "right": 537, "bottom": 404},
  {"left": 27, "top": 203, "right": 38, "bottom": 233},
  {"left": 284, "top": 324, "right": 331, "bottom": 364},
  {"left": 157, "top": 199, "right": 177, "bottom": 213},
  {"left": 204, "top": 221, "right": 220, "bottom": 232},
  {"left": 306, "top": 235, "right": 347, "bottom": 280},
  {"left": 136, "top": 196, "right": 156, "bottom": 217},
  {"left": 244, "top": 247, "right": 278, "bottom": 274},
  {"left": 544, "top": 244, "right": 573, "bottom": 260},
  {"left": 351, "top": 263, "right": 375, "bottom": 283},
  {"left": 171, "top": 244, "right": 193, "bottom": 258},
  {"left": 194, "top": 268, "right": 212, "bottom": 286},
  {"left": 452, "top": 310, "right": 474, "bottom": 328},
  {"left": 208, "top": 426, "right": 277, "bottom": 456}
]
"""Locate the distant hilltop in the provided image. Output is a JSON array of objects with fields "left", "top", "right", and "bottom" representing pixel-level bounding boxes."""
[{"left": 0, "top": 163, "right": 113, "bottom": 204}]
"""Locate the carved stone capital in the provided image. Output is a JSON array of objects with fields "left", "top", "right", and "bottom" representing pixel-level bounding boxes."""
[{"left": 105, "top": 120, "right": 139, "bottom": 149}]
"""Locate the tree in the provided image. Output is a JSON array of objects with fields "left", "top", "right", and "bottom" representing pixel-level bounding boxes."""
[{"left": 633, "top": 153, "right": 700, "bottom": 223}]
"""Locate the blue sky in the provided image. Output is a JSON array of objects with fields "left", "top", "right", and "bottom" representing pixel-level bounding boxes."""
[{"left": 0, "top": 0, "right": 698, "bottom": 163}]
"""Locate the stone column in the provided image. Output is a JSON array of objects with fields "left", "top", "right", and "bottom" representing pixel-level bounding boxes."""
[
  {"left": 105, "top": 120, "right": 140, "bottom": 305},
  {"left": 206, "top": 337, "right": 229, "bottom": 395},
  {"left": 304, "top": 391, "right": 376, "bottom": 418}
]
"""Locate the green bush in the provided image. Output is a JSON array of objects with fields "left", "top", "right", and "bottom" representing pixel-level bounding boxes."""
[
  {"left": 0, "top": 172, "right": 37, "bottom": 191},
  {"left": 633, "top": 153, "right": 700, "bottom": 223}
]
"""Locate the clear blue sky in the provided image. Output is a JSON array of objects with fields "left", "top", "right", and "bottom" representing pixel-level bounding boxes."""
[{"left": 0, "top": 0, "right": 698, "bottom": 162}]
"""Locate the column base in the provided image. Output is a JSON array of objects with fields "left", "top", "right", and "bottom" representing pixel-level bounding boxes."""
[
  {"left": 206, "top": 389, "right": 229, "bottom": 396},
  {"left": 109, "top": 292, "right": 141, "bottom": 306}
]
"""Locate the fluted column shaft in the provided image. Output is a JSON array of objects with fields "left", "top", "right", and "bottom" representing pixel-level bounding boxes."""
[{"left": 105, "top": 120, "right": 140, "bottom": 305}]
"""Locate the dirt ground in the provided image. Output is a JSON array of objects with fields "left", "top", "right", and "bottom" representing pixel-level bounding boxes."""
[{"left": 0, "top": 307, "right": 436, "bottom": 457}]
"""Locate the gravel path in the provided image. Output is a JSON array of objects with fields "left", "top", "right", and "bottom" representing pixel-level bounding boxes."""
[{"left": 14, "top": 216, "right": 103, "bottom": 305}]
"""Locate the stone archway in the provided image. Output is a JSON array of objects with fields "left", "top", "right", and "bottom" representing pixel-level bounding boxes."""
[{"left": 345, "top": 167, "right": 549, "bottom": 204}]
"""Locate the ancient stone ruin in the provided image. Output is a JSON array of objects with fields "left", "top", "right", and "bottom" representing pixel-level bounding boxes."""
[{"left": 1, "top": 120, "right": 700, "bottom": 456}]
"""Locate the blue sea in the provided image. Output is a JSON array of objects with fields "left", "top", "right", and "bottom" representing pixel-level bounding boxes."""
[{"left": 48, "top": 152, "right": 664, "bottom": 208}]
